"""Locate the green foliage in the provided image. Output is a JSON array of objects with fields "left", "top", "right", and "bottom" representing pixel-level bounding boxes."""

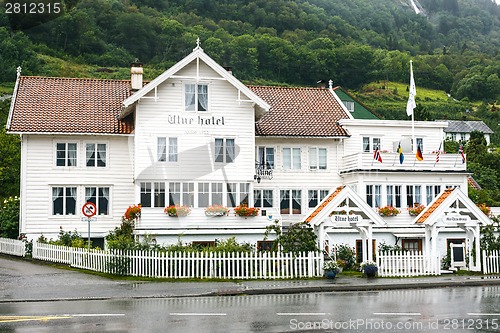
[
  {"left": 265, "top": 221, "right": 319, "bottom": 253},
  {"left": 378, "top": 241, "right": 402, "bottom": 252},
  {"left": 49, "top": 227, "right": 89, "bottom": 248},
  {"left": 480, "top": 216, "right": 500, "bottom": 254},
  {"left": 105, "top": 218, "right": 136, "bottom": 250},
  {"left": 332, "top": 244, "right": 357, "bottom": 271},
  {"left": 0, "top": 196, "right": 19, "bottom": 239}
]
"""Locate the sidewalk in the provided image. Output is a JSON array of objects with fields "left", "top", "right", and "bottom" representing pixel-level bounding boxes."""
[{"left": 1, "top": 255, "right": 500, "bottom": 303}]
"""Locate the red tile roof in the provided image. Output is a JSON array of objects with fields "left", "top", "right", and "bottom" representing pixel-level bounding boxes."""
[
  {"left": 304, "top": 186, "right": 345, "bottom": 223},
  {"left": 249, "top": 86, "right": 350, "bottom": 137},
  {"left": 8, "top": 76, "right": 134, "bottom": 134},
  {"left": 416, "top": 188, "right": 454, "bottom": 223}
]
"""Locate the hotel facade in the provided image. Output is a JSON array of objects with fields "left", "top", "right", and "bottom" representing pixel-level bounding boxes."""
[{"left": 7, "top": 44, "right": 491, "bottom": 269}]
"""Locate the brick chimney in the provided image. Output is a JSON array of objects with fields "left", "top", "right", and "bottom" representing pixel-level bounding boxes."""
[{"left": 131, "top": 61, "right": 143, "bottom": 91}]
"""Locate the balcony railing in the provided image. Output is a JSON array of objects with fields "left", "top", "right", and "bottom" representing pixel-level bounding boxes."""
[{"left": 340, "top": 152, "right": 466, "bottom": 173}]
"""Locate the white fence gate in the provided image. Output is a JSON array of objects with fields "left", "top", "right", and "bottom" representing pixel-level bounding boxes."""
[
  {"left": 377, "top": 250, "right": 441, "bottom": 277},
  {"left": 482, "top": 250, "right": 500, "bottom": 274},
  {"left": 31, "top": 242, "right": 323, "bottom": 279},
  {"left": 0, "top": 237, "right": 26, "bottom": 257}
]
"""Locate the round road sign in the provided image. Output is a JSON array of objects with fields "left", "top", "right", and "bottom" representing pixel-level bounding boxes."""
[{"left": 82, "top": 202, "right": 97, "bottom": 218}]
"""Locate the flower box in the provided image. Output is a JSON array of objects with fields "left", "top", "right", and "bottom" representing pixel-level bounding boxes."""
[
  {"left": 377, "top": 205, "right": 400, "bottom": 217},
  {"left": 205, "top": 205, "right": 229, "bottom": 217},
  {"left": 234, "top": 205, "right": 260, "bottom": 217},
  {"left": 124, "top": 204, "right": 141, "bottom": 220},
  {"left": 408, "top": 204, "right": 425, "bottom": 216},
  {"left": 164, "top": 205, "right": 191, "bottom": 217}
]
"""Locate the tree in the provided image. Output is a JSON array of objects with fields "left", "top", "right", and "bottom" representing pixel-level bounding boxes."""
[{"left": 265, "top": 221, "right": 319, "bottom": 253}]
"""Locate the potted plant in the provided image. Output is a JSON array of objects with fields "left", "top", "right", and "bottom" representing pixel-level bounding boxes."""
[
  {"left": 408, "top": 204, "right": 425, "bottom": 216},
  {"left": 164, "top": 205, "right": 191, "bottom": 217},
  {"left": 323, "top": 260, "right": 340, "bottom": 279},
  {"left": 205, "top": 205, "right": 229, "bottom": 217},
  {"left": 234, "top": 204, "right": 260, "bottom": 217},
  {"left": 377, "top": 205, "right": 400, "bottom": 217},
  {"left": 361, "top": 260, "right": 378, "bottom": 278}
]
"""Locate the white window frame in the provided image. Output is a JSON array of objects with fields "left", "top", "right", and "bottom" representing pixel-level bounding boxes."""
[
  {"left": 282, "top": 147, "right": 301, "bottom": 170},
  {"left": 55, "top": 142, "right": 77, "bottom": 167},
  {"left": 215, "top": 138, "right": 235, "bottom": 163},
  {"left": 343, "top": 101, "right": 354, "bottom": 112},
  {"left": 309, "top": 147, "right": 327, "bottom": 170},
  {"left": 85, "top": 186, "right": 110, "bottom": 216},
  {"left": 51, "top": 186, "right": 77, "bottom": 215},
  {"left": 362, "top": 137, "right": 381, "bottom": 153},
  {"left": 280, "top": 189, "right": 302, "bottom": 215},
  {"left": 257, "top": 146, "right": 275, "bottom": 169},
  {"left": 184, "top": 83, "right": 209, "bottom": 112},
  {"left": 85, "top": 143, "right": 107, "bottom": 167},
  {"left": 254, "top": 189, "right": 274, "bottom": 208}
]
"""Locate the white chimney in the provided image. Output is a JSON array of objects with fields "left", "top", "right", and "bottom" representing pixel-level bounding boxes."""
[{"left": 131, "top": 62, "right": 143, "bottom": 91}]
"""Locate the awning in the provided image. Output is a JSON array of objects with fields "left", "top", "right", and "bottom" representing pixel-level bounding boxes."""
[{"left": 393, "top": 233, "right": 425, "bottom": 238}]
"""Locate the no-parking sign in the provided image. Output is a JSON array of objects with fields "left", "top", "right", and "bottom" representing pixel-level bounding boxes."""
[{"left": 82, "top": 202, "right": 97, "bottom": 218}]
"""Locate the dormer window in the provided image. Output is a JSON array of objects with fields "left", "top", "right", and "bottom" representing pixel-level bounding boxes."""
[
  {"left": 343, "top": 101, "right": 354, "bottom": 113},
  {"left": 185, "top": 83, "right": 208, "bottom": 112}
]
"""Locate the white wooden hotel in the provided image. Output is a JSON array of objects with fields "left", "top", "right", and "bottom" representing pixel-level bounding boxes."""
[{"left": 7, "top": 43, "right": 491, "bottom": 269}]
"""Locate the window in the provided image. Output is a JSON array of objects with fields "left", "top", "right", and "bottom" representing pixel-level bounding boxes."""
[
  {"left": 254, "top": 189, "right": 273, "bottom": 208},
  {"left": 426, "top": 185, "right": 441, "bottom": 205},
  {"left": 366, "top": 185, "right": 381, "bottom": 208},
  {"left": 366, "top": 185, "right": 373, "bottom": 207},
  {"left": 154, "top": 182, "right": 165, "bottom": 208},
  {"left": 169, "top": 182, "right": 181, "bottom": 206},
  {"left": 169, "top": 138, "right": 178, "bottom": 162},
  {"left": 408, "top": 185, "right": 422, "bottom": 206},
  {"left": 362, "top": 137, "right": 381, "bottom": 152},
  {"left": 387, "top": 185, "right": 402, "bottom": 208},
  {"left": 282, "top": 148, "right": 301, "bottom": 170},
  {"left": 227, "top": 183, "right": 237, "bottom": 207},
  {"left": 240, "top": 183, "right": 249, "bottom": 206},
  {"left": 257, "top": 146, "right": 274, "bottom": 169},
  {"left": 215, "top": 138, "right": 235, "bottom": 163},
  {"left": 56, "top": 143, "right": 77, "bottom": 166},
  {"left": 198, "top": 183, "right": 210, "bottom": 207},
  {"left": 402, "top": 239, "right": 422, "bottom": 252},
  {"left": 157, "top": 138, "right": 166, "bottom": 162},
  {"left": 182, "top": 182, "right": 194, "bottom": 207},
  {"left": 185, "top": 83, "right": 208, "bottom": 112},
  {"left": 308, "top": 189, "right": 329, "bottom": 208},
  {"left": 158, "top": 137, "right": 177, "bottom": 162},
  {"left": 86, "top": 143, "right": 106, "bottom": 167},
  {"left": 309, "top": 148, "right": 327, "bottom": 170},
  {"left": 415, "top": 137, "right": 423, "bottom": 151},
  {"left": 211, "top": 183, "right": 223, "bottom": 206},
  {"left": 85, "top": 186, "right": 109, "bottom": 215},
  {"left": 52, "top": 187, "right": 77, "bottom": 215},
  {"left": 374, "top": 185, "right": 381, "bottom": 208},
  {"left": 257, "top": 241, "right": 274, "bottom": 251},
  {"left": 280, "top": 189, "right": 302, "bottom": 214},
  {"left": 343, "top": 101, "right": 354, "bottom": 112},
  {"left": 141, "top": 182, "right": 152, "bottom": 207}
]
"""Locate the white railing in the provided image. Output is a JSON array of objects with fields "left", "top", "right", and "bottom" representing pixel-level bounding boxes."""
[
  {"left": 0, "top": 237, "right": 26, "bottom": 257},
  {"left": 340, "top": 152, "right": 466, "bottom": 173},
  {"left": 482, "top": 250, "right": 500, "bottom": 274},
  {"left": 377, "top": 250, "right": 440, "bottom": 277},
  {"left": 32, "top": 242, "right": 323, "bottom": 279}
]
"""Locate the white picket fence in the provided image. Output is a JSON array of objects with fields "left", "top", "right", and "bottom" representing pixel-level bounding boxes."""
[
  {"left": 0, "top": 237, "right": 26, "bottom": 257},
  {"left": 377, "top": 250, "right": 441, "bottom": 277},
  {"left": 31, "top": 242, "right": 323, "bottom": 279},
  {"left": 482, "top": 250, "right": 500, "bottom": 274}
]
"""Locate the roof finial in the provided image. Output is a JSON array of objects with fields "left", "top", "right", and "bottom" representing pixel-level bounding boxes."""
[
  {"left": 328, "top": 79, "right": 333, "bottom": 89},
  {"left": 193, "top": 37, "right": 202, "bottom": 51},
  {"left": 16, "top": 66, "right": 22, "bottom": 77}
]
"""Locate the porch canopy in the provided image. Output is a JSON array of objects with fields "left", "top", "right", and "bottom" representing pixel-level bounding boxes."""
[
  {"left": 413, "top": 187, "right": 492, "bottom": 271},
  {"left": 305, "top": 186, "right": 386, "bottom": 263}
]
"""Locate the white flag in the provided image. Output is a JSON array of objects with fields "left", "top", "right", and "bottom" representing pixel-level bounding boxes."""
[{"left": 406, "top": 60, "right": 416, "bottom": 117}]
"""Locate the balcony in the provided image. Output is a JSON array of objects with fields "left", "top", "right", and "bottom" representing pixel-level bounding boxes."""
[{"left": 340, "top": 152, "right": 466, "bottom": 174}]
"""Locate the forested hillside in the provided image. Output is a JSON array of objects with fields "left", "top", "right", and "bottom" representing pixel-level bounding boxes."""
[{"left": 0, "top": 0, "right": 499, "bottom": 208}]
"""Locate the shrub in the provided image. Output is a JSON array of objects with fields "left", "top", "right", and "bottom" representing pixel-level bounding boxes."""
[{"left": 0, "top": 196, "right": 20, "bottom": 239}]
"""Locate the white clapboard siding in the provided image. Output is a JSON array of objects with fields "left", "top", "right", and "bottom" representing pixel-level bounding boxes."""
[
  {"left": 377, "top": 250, "right": 441, "bottom": 277},
  {"left": 21, "top": 135, "right": 134, "bottom": 238},
  {"left": 482, "top": 250, "right": 500, "bottom": 274},
  {"left": 134, "top": 61, "right": 255, "bottom": 183},
  {"left": 31, "top": 242, "right": 322, "bottom": 279},
  {"left": 0, "top": 237, "right": 26, "bottom": 257}
]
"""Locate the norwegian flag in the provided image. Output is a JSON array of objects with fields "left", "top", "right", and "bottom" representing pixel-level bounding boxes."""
[
  {"left": 459, "top": 144, "right": 466, "bottom": 163},
  {"left": 373, "top": 147, "right": 382, "bottom": 163}
]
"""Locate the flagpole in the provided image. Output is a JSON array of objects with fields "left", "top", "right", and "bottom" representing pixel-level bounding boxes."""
[{"left": 410, "top": 60, "right": 415, "bottom": 154}]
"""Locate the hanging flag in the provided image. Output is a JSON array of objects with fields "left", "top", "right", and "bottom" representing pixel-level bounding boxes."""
[
  {"left": 436, "top": 142, "right": 442, "bottom": 163},
  {"left": 406, "top": 60, "right": 416, "bottom": 117},
  {"left": 397, "top": 143, "right": 404, "bottom": 164},
  {"left": 373, "top": 147, "right": 382, "bottom": 163},
  {"left": 416, "top": 145, "right": 423, "bottom": 161},
  {"left": 459, "top": 144, "right": 466, "bottom": 163}
]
